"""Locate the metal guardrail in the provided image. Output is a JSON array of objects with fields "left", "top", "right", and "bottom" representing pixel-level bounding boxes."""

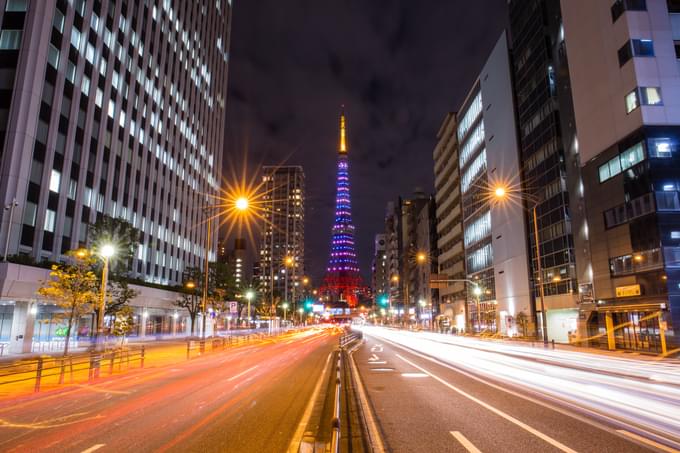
[
  {"left": 185, "top": 333, "right": 266, "bottom": 359},
  {"left": 0, "top": 346, "right": 145, "bottom": 393},
  {"left": 339, "top": 331, "right": 362, "bottom": 349},
  {"left": 330, "top": 353, "right": 342, "bottom": 453}
]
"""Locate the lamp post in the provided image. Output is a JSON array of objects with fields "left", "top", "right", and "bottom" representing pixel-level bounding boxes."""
[
  {"left": 245, "top": 289, "right": 254, "bottom": 328},
  {"left": 493, "top": 185, "right": 548, "bottom": 345},
  {"left": 96, "top": 244, "right": 115, "bottom": 351},
  {"left": 282, "top": 302, "right": 289, "bottom": 321}
]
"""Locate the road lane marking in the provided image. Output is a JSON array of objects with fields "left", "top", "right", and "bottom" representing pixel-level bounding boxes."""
[
  {"left": 368, "top": 361, "right": 387, "bottom": 365},
  {"left": 616, "top": 430, "right": 680, "bottom": 453},
  {"left": 349, "top": 349, "right": 386, "bottom": 453},
  {"left": 368, "top": 353, "right": 381, "bottom": 362},
  {"left": 401, "top": 373, "right": 428, "bottom": 378},
  {"left": 371, "top": 345, "right": 384, "bottom": 352},
  {"left": 370, "top": 368, "right": 394, "bottom": 372},
  {"left": 80, "top": 444, "right": 105, "bottom": 453},
  {"left": 227, "top": 365, "right": 259, "bottom": 382},
  {"left": 450, "top": 431, "right": 482, "bottom": 453},
  {"left": 287, "top": 352, "right": 333, "bottom": 453},
  {"left": 395, "top": 354, "right": 578, "bottom": 453}
]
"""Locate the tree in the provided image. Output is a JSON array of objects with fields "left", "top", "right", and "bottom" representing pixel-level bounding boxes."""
[
  {"left": 112, "top": 305, "right": 134, "bottom": 346},
  {"left": 37, "top": 251, "right": 99, "bottom": 356},
  {"left": 87, "top": 215, "right": 141, "bottom": 277},
  {"left": 106, "top": 280, "right": 139, "bottom": 317},
  {"left": 174, "top": 294, "right": 201, "bottom": 336}
]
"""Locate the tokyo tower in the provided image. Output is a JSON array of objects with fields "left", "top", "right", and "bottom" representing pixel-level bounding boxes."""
[{"left": 321, "top": 109, "right": 362, "bottom": 308}]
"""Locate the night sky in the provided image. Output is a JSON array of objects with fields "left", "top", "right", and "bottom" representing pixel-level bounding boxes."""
[{"left": 225, "top": 1, "right": 508, "bottom": 283}]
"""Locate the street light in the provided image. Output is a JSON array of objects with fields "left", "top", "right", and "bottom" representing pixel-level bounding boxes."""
[
  {"left": 493, "top": 185, "right": 548, "bottom": 344},
  {"left": 235, "top": 196, "right": 249, "bottom": 211},
  {"left": 245, "top": 289, "right": 254, "bottom": 326},
  {"left": 282, "top": 302, "right": 289, "bottom": 321},
  {"left": 95, "top": 244, "right": 115, "bottom": 351}
]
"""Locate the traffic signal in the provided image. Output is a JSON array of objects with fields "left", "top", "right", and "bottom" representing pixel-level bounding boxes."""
[{"left": 378, "top": 295, "right": 389, "bottom": 307}]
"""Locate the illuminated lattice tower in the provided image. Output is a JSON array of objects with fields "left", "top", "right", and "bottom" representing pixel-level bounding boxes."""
[{"left": 321, "top": 110, "right": 362, "bottom": 307}]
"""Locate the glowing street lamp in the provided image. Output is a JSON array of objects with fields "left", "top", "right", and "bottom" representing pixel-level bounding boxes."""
[
  {"left": 245, "top": 289, "right": 255, "bottom": 324},
  {"left": 95, "top": 244, "right": 115, "bottom": 351},
  {"left": 282, "top": 302, "right": 289, "bottom": 321},
  {"left": 416, "top": 252, "right": 427, "bottom": 264},
  {"left": 235, "top": 196, "right": 249, "bottom": 212}
]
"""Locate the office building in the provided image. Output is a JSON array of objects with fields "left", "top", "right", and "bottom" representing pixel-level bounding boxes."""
[
  {"left": 509, "top": 0, "right": 583, "bottom": 341},
  {"left": 0, "top": 0, "right": 231, "bottom": 351},
  {"left": 561, "top": 0, "right": 680, "bottom": 352},
  {"left": 259, "top": 166, "right": 305, "bottom": 309},
  {"left": 432, "top": 113, "right": 467, "bottom": 331},
  {"left": 371, "top": 234, "right": 388, "bottom": 306},
  {"left": 457, "top": 31, "right": 532, "bottom": 335}
]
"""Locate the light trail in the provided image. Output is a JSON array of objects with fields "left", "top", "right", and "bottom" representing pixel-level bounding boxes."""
[{"left": 360, "top": 326, "right": 680, "bottom": 449}]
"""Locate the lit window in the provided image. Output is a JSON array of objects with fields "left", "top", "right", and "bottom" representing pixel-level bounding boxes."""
[
  {"left": 70, "top": 29, "right": 80, "bottom": 49},
  {"left": 95, "top": 88, "right": 103, "bottom": 107},
  {"left": 625, "top": 89, "right": 639, "bottom": 113},
  {"left": 648, "top": 138, "right": 672, "bottom": 158},
  {"left": 641, "top": 87, "right": 662, "bottom": 105},
  {"left": 49, "top": 169, "right": 61, "bottom": 192},
  {"left": 81, "top": 75, "right": 90, "bottom": 96},
  {"left": 599, "top": 141, "right": 645, "bottom": 182},
  {"left": 108, "top": 100, "right": 115, "bottom": 118},
  {"left": 44, "top": 210, "right": 56, "bottom": 232}
]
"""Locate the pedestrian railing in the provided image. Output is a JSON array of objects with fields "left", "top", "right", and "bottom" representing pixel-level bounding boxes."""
[
  {"left": 0, "top": 346, "right": 145, "bottom": 393},
  {"left": 330, "top": 353, "right": 342, "bottom": 453},
  {"left": 185, "top": 333, "right": 266, "bottom": 359}
]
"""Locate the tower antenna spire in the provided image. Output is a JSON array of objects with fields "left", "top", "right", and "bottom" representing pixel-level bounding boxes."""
[{"left": 339, "top": 106, "right": 347, "bottom": 153}]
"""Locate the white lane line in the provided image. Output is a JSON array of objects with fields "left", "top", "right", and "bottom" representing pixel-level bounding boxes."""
[
  {"left": 401, "top": 373, "right": 428, "bottom": 378},
  {"left": 396, "top": 354, "right": 577, "bottom": 453},
  {"left": 450, "top": 431, "right": 482, "bottom": 453},
  {"left": 616, "top": 430, "right": 680, "bottom": 453},
  {"left": 368, "top": 353, "right": 381, "bottom": 362},
  {"left": 287, "top": 352, "right": 333, "bottom": 453},
  {"left": 80, "top": 445, "right": 105, "bottom": 453},
  {"left": 227, "top": 365, "right": 259, "bottom": 382}
]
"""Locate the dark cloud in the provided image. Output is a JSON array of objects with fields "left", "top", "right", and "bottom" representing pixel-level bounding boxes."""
[{"left": 225, "top": 0, "right": 508, "bottom": 283}]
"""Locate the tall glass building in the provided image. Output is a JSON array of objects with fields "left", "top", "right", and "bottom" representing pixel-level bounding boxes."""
[{"left": 0, "top": 0, "right": 231, "bottom": 351}]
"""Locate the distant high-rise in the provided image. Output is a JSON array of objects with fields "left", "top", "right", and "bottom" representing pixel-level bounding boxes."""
[
  {"left": 322, "top": 111, "right": 362, "bottom": 307},
  {"left": 259, "top": 166, "right": 305, "bottom": 309},
  {"left": 371, "top": 234, "right": 388, "bottom": 306},
  {"left": 432, "top": 113, "right": 467, "bottom": 330}
]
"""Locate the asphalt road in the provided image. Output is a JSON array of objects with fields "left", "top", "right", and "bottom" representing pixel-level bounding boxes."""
[
  {"left": 0, "top": 328, "right": 338, "bottom": 453},
  {"left": 354, "top": 328, "right": 679, "bottom": 453}
]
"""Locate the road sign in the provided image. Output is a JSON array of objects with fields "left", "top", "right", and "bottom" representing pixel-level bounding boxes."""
[{"left": 229, "top": 301, "right": 238, "bottom": 314}]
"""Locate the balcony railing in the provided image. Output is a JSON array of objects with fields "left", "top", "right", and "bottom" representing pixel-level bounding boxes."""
[{"left": 610, "top": 248, "right": 664, "bottom": 276}]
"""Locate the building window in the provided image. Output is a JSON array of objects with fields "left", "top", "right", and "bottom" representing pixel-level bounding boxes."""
[
  {"left": 49, "top": 169, "right": 61, "bottom": 192},
  {"left": 599, "top": 141, "right": 645, "bottom": 182},
  {"left": 47, "top": 44, "right": 59, "bottom": 68},
  {"left": 625, "top": 89, "right": 639, "bottom": 113},
  {"left": 23, "top": 202, "right": 37, "bottom": 226},
  {"left": 5, "top": 0, "right": 27, "bottom": 12},
  {"left": 640, "top": 86, "right": 662, "bottom": 105},
  {"left": 52, "top": 9, "right": 65, "bottom": 33},
  {"left": 618, "top": 39, "right": 654, "bottom": 66},
  {"left": 0, "top": 30, "right": 22, "bottom": 49},
  {"left": 648, "top": 138, "right": 673, "bottom": 158},
  {"left": 44, "top": 210, "right": 56, "bottom": 233},
  {"left": 611, "top": 0, "right": 647, "bottom": 22},
  {"left": 68, "top": 179, "right": 77, "bottom": 199}
]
